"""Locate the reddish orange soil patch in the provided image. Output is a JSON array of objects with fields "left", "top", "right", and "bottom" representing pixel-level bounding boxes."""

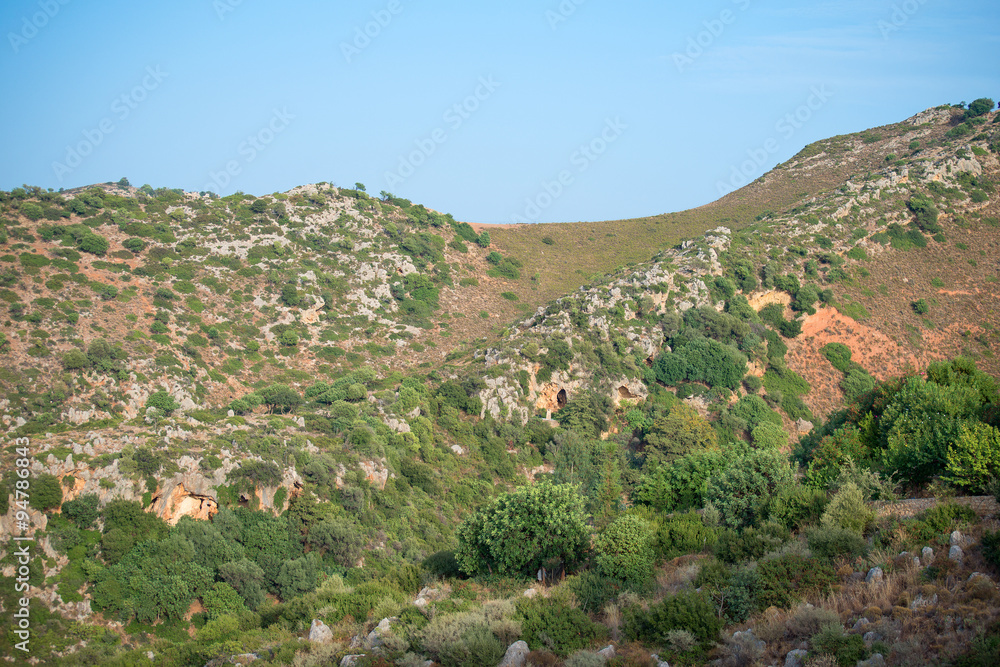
[{"left": 785, "top": 307, "right": 950, "bottom": 422}]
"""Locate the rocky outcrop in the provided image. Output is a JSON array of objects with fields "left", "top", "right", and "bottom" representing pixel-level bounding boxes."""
[{"left": 152, "top": 482, "right": 219, "bottom": 525}]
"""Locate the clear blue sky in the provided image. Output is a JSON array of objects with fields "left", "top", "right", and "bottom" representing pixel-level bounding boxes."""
[{"left": 1, "top": 0, "right": 997, "bottom": 223}]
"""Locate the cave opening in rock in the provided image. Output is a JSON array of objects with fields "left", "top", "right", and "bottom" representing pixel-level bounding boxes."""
[
  {"left": 618, "top": 386, "right": 636, "bottom": 399},
  {"left": 556, "top": 388, "right": 567, "bottom": 408}
]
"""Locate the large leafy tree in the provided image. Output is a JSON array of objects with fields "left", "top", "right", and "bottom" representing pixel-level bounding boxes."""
[
  {"left": 643, "top": 403, "right": 717, "bottom": 465},
  {"left": 705, "top": 448, "right": 794, "bottom": 529},
  {"left": 455, "top": 482, "right": 590, "bottom": 578}
]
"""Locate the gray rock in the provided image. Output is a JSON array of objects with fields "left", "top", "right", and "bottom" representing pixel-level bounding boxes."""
[
  {"left": 597, "top": 645, "right": 616, "bottom": 660},
  {"left": 731, "top": 628, "right": 765, "bottom": 651},
  {"left": 309, "top": 619, "right": 333, "bottom": 644},
  {"left": 922, "top": 546, "right": 934, "bottom": 563},
  {"left": 950, "top": 530, "right": 963, "bottom": 546},
  {"left": 340, "top": 656, "right": 365, "bottom": 667},
  {"left": 857, "top": 654, "right": 886, "bottom": 667},
  {"left": 852, "top": 617, "right": 870, "bottom": 631},
  {"left": 863, "top": 631, "right": 882, "bottom": 643},
  {"left": 650, "top": 654, "right": 671, "bottom": 667},
  {"left": 865, "top": 567, "right": 884, "bottom": 584},
  {"left": 949, "top": 545, "right": 964, "bottom": 562},
  {"left": 498, "top": 640, "right": 530, "bottom": 667},
  {"left": 366, "top": 617, "right": 393, "bottom": 648},
  {"left": 785, "top": 648, "right": 809, "bottom": 667}
]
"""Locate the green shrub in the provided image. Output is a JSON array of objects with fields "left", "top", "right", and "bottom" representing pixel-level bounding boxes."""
[
  {"left": 62, "top": 349, "right": 90, "bottom": 370},
  {"left": 62, "top": 493, "right": 99, "bottom": 529},
  {"left": 146, "top": 390, "right": 180, "bottom": 414},
  {"left": 908, "top": 194, "right": 940, "bottom": 233},
  {"left": 768, "top": 484, "right": 827, "bottom": 530},
  {"left": 423, "top": 550, "right": 463, "bottom": 579},
  {"left": 806, "top": 525, "right": 868, "bottom": 560},
  {"left": 982, "top": 530, "right": 1000, "bottom": 569},
  {"left": 706, "top": 449, "right": 794, "bottom": 529},
  {"left": 821, "top": 482, "right": 873, "bottom": 534},
  {"left": 821, "top": 343, "right": 853, "bottom": 373},
  {"left": 516, "top": 596, "right": 604, "bottom": 656},
  {"left": 944, "top": 422, "right": 1000, "bottom": 493},
  {"left": 811, "top": 623, "right": 868, "bottom": 666},
  {"left": 594, "top": 514, "right": 655, "bottom": 586},
  {"left": 714, "top": 524, "right": 787, "bottom": 564},
  {"left": 912, "top": 298, "right": 929, "bottom": 314},
  {"left": 31, "top": 473, "right": 64, "bottom": 511},
  {"left": 655, "top": 512, "right": 718, "bottom": 560},
  {"left": 757, "top": 554, "right": 836, "bottom": 609},
  {"left": 634, "top": 449, "right": 728, "bottom": 512},
  {"left": 625, "top": 591, "right": 721, "bottom": 648},
  {"left": 567, "top": 571, "right": 623, "bottom": 614}
]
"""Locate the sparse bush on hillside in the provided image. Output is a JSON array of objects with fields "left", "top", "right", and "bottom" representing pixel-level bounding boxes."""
[
  {"left": 965, "top": 97, "right": 995, "bottom": 118},
  {"left": 909, "top": 194, "right": 940, "bottom": 233},
  {"left": 146, "top": 391, "right": 179, "bottom": 414}
]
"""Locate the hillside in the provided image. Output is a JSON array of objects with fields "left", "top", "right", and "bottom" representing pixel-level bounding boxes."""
[{"left": 1, "top": 102, "right": 1000, "bottom": 666}]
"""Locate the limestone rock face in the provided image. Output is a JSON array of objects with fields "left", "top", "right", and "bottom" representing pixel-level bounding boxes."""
[
  {"left": 611, "top": 377, "right": 648, "bottom": 406},
  {"left": 358, "top": 459, "right": 391, "bottom": 490}
]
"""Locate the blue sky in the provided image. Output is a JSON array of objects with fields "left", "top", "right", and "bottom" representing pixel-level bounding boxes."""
[{"left": 1, "top": 0, "right": 997, "bottom": 223}]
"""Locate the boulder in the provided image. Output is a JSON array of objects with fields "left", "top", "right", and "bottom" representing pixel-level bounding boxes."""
[
  {"left": 785, "top": 649, "right": 808, "bottom": 667},
  {"left": 498, "top": 640, "right": 530, "bottom": 667},
  {"left": 921, "top": 546, "right": 934, "bottom": 563},
  {"left": 949, "top": 545, "right": 964, "bottom": 563},
  {"left": 950, "top": 530, "right": 963, "bottom": 546},
  {"left": 340, "top": 656, "right": 365, "bottom": 667},
  {"left": 865, "top": 567, "right": 884, "bottom": 584},
  {"left": 309, "top": 619, "right": 333, "bottom": 644},
  {"left": 597, "top": 645, "right": 616, "bottom": 660},
  {"left": 857, "top": 654, "right": 886, "bottom": 667}
]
